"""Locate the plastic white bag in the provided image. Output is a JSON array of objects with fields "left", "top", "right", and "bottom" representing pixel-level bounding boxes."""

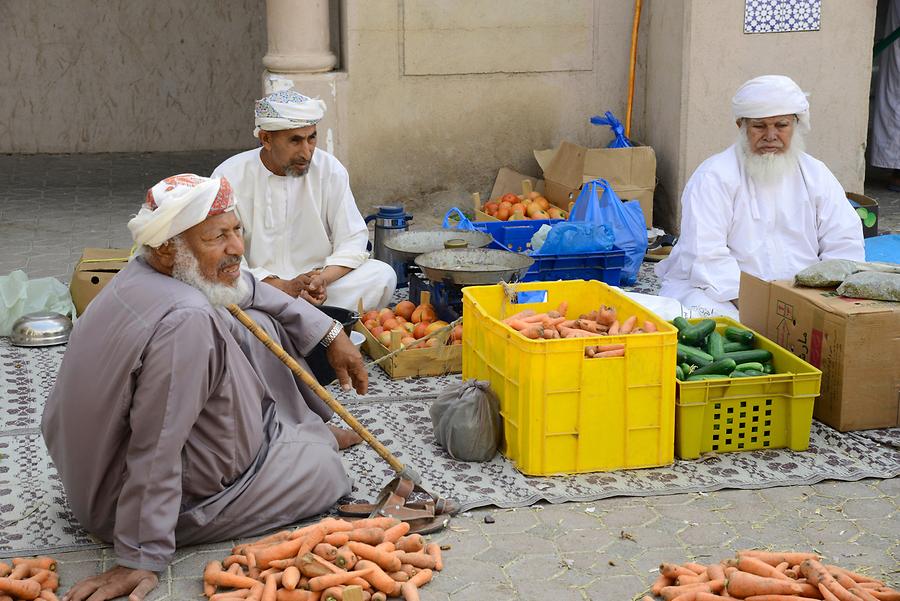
[
  {"left": 0, "top": 270, "right": 76, "bottom": 336},
  {"left": 429, "top": 379, "right": 502, "bottom": 462},
  {"left": 529, "top": 224, "right": 553, "bottom": 253}
]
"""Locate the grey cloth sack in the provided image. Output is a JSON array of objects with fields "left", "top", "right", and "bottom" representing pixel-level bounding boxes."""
[
  {"left": 836, "top": 271, "right": 900, "bottom": 302},
  {"left": 430, "top": 379, "right": 502, "bottom": 462}
]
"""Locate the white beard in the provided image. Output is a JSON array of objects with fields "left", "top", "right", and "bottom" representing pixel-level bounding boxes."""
[
  {"left": 737, "top": 127, "right": 805, "bottom": 185},
  {"left": 170, "top": 238, "right": 250, "bottom": 307}
]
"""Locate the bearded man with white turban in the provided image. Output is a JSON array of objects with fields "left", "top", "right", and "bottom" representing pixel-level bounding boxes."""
[
  {"left": 655, "top": 75, "right": 864, "bottom": 318},
  {"left": 212, "top": 89, "right": 397, "bottom": 311},
  {"left": 42, "top": 174, "right": 366, "bottom": 601}
]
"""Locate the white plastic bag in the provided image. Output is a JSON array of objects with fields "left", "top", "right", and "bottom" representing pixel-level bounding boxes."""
[
  {"left": 529, "top": 224, "right": 554, "bottom": 253},
  {"left": 0, "top": 270, "right": 76, "bottom": 336},
  {"left": 429, "top": 379, "right": 502, "bottom": 462}
]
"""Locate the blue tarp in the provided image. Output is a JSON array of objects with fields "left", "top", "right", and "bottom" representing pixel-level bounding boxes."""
[{"left": 865, "top": 234, "right": 900, "bottom": 264}]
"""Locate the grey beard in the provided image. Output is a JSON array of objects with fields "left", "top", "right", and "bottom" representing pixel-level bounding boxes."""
[
  {"left": 737, "top": 127, "right": 805, "bottom": 185},
  {"left": 170, "top": 238, "right": 250, "bottom": 307}
]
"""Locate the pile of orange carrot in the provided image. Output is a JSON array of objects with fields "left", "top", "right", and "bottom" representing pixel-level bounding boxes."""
[
  {"left": 203, "top": 516, "right": 444, "bottom": 601},
  {"left": 641, "top": 550, "right": 899, "bottom": 601},
  {"left": 501, "top": 302, "right": 658, "bottom": 357},
  {"left": 0, "top": 556, "right": 60, "bottom": 601}
]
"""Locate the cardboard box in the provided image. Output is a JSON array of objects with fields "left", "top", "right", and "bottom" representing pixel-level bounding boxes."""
[
  {"left": 480, "top": 141, "right": 656, "bottom": 226},
  {"left": 739, "top": 272, "right": 900, "bottom": 431},
  {"left": 69, "top": 248, "right": 131, "bottom": 316},
  {"left": 847, "top": 193, "right": 879, "bottom": 238}
]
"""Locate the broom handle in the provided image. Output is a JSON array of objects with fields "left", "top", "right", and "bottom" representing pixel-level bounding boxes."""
[
  {"left": 227, "top": 305, "right": 407, "bottom": 475},
  {"left": 625, "top": 0, "right": 642, "bottom": 139}
]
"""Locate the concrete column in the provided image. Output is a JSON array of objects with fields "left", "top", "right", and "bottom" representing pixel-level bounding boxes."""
[{"left": 263, "top": 0, "right": 336, "bottom": 74}]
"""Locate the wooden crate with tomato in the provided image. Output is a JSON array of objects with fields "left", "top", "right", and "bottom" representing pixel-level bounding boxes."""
[
  {"left": 473, "top": 179, "right": 570, "bottom": 222},
  {"left": 354, "top": 292, "right": 462, "bottom": 379}
]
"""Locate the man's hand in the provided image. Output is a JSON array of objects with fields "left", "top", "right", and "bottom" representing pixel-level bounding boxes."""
[
  {"left": 325, "top": 331, "right": 368, "bottom": 394},
  {"left": 264, "top": 273, "right": 327, "bottom": 304},
  {"left": 63, "top": 565, "right": 158, "bottom": 601}
]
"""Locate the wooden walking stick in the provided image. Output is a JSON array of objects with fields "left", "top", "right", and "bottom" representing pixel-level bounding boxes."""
[{"left": 226, "top": 304, "right": 458, "bottom": 529}]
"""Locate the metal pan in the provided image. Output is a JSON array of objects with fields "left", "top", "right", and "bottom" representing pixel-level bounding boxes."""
[
  {"left": 414, "top": 248, "right": 534, "bottom": 286},
  {"left": 384, "top": 229, "right": 494, "bottom": 262}
]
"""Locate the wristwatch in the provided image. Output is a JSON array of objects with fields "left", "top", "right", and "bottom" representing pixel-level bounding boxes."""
[{"left": 319, "top": 320, "right": 343, "bottom": 348}]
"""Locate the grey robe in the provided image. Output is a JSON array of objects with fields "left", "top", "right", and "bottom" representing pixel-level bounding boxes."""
[{"left": 41, "top": 257, "right": 351, "bottom": 571}]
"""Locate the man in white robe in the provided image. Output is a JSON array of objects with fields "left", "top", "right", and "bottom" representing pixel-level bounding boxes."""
[
  {"left": 655, "top": 75, "right": 865, "bottom": 318},
  {"left": 44, "top": 175, "right": 367, "bottom": 601},
  {"left": 871, "top": 0, "right": 900, "bottom": 191},
  {"left": 212, "top": 89, "right": 397, "bottom": 311}
]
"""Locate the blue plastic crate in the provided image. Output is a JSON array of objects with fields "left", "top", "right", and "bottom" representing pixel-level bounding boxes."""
[
  {"left": 468, "top": 219, "right": 625, "bottom": 284},
  {"left": 522, "top": 248, "right": 625, "bottom": 284},
  {"left": 471, "top": 219, "right": 564, "bottom": 253}
]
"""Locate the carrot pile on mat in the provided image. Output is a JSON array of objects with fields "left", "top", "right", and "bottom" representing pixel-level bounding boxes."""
[
  {"left": 203, "top": 516, "right": 444, "bottom": 601},
  {"left": 501, "top": 302, "right": 658, "bottom": 358},
  {"left": 641, "top": 550, "right": 899, "bottom": 601},
  {"left": 0, "top": 556, "right": 60, "bottom": 601}
]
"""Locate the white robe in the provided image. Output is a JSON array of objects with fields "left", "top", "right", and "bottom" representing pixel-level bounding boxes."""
[
  {"left": 213, "top": 148, "right": 396, "bottom": 310},
  {"left": 871, "top": 0, "right": 900, "bottom": 170},
  {"left": 655, "top": 145, "right": 865, "bottom": 319}
]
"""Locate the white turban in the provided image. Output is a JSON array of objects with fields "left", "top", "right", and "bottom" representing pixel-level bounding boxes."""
[
  {"left": 128, "top": 174, "right": 236, "bottom": 248},
  {"left": 253, "top": 90, "right": 327, "bottom": 138},
  {"left": 732, "top": 75, "right": 810, "bottom": 131}
]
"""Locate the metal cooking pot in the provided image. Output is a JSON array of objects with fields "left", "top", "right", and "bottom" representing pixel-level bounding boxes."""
[
  {"left": 384, "top": 229, "right": 494, "bottom": 263},
  {"left": 9, "top": 311, "right": 73, "bottom": 347},
  {"left": 414, "top": 248, "right": 534, "bottom": 286}
]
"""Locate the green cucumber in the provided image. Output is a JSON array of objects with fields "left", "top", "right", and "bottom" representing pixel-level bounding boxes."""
[
  {"left": 723, "top": 341, "right": 754, "bottom": 353},
  {"left": 722, "top": 349, "right": 773, "bottom": 364},
  {"left": 705, "top": 331, "right": 725, "bottom": 359},
  {"left": 679, "top": 319, "right": 717, "bottom": 346},
  {"left": 741, "top": 369, "right": 766, "bottom": 377},
  {"left": 734, "top": 362, "right": 764, "bottom": 372},
  {"left": 686, "top": 374, "right": 730, "bottom": 381},
  {"left": 691, "top": 358, "right": 737, "bottom": 376},
  {"left": 680, "top": 362, "right": 694, "bottom": 376},
  {"left": 762, "top": 363, "right": 774, "bottom": 374},
  {"left": 671, "top": 317, "right": 691, "bottom": 332},
  {"left": 727, "top": 370, "right": 755, "bottom": 378},
  {"left": 677, "top": 343, "right": 714, "bottom": 367},
  {"left": 724, "top": 326, "right": 755, "bottom": 344},
  {"left": 675, "top": 365, "right": 685, "bottom": 380}
]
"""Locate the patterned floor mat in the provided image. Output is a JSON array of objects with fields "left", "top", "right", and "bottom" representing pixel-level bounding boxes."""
[{"left": 2, "top": 263, "right": 898, "bottom": 557}]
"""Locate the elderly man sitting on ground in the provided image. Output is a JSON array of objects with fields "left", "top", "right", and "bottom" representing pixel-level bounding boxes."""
[
  {"left": 213, "top": 88, "right": 397, "bottom": 311},
  {"left": 656, "top": 75, "right": 864, "bottom": 318},
  {"left": 43, "top": 174, "right": 366, "bottom": 601}
]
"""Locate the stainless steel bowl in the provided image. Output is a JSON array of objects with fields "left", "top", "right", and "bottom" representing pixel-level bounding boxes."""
[{"left": 9, "top": 311, "right": 73, "bottom": 347}]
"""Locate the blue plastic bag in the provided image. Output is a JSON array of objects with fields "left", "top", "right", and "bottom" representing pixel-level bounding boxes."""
[
  {"left": 534, "top": 222, "right": 614, "bottom": 256},
  {"left": 442, "top": 207, "right": 478, "bottom": 231},
  {"left": 570, "top": 178, "right": 647, "bottom": 285},
  {"left": 589, "top": 111, "right": 633, "bottom": 148}
]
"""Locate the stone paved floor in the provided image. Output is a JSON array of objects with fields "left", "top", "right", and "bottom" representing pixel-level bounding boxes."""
[{"left": 0, "top": 153, "right": 897, "bottom": 599}]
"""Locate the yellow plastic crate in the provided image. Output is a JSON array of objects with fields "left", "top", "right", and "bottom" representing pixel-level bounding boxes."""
[
  {"left": 462, "top": 280, "right": 677, "bottom": 476},
  {"left": 675, "top": 316, "right": 822, "bottom": 459}
]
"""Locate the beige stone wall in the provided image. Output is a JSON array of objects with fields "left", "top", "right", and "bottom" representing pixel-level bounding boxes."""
[
  {"left": 2, "top": 0, "right": 878, "bottom": 231},
  {"left": 0, "top": 0, "right": 265, "bottom": 153},
  {"left": 340, "top": 0, "right": 638, "bottom": 213},
  {"left": 642, "top": 0, "right": 877, "bottom": 232}
]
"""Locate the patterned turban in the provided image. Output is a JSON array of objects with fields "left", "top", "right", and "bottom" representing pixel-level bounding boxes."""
[
  {"left": 128, "top": 174, "right": 235, "bottom": 248},
  {"left": 253, "top": 90, "right": 327, "bottom": 138}
]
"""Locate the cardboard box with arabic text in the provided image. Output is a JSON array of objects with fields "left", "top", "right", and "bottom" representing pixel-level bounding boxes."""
[
  {"left": 738, "top": 272, "right": 900, "bottom": 431},
  {"left": 479, "top": 141, "right": 656, "bottom": 226}
]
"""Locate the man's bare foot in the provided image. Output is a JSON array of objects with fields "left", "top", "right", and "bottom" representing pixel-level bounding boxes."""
[{"left": 329, "top": 424, "right": 363, "bottom": 449}]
